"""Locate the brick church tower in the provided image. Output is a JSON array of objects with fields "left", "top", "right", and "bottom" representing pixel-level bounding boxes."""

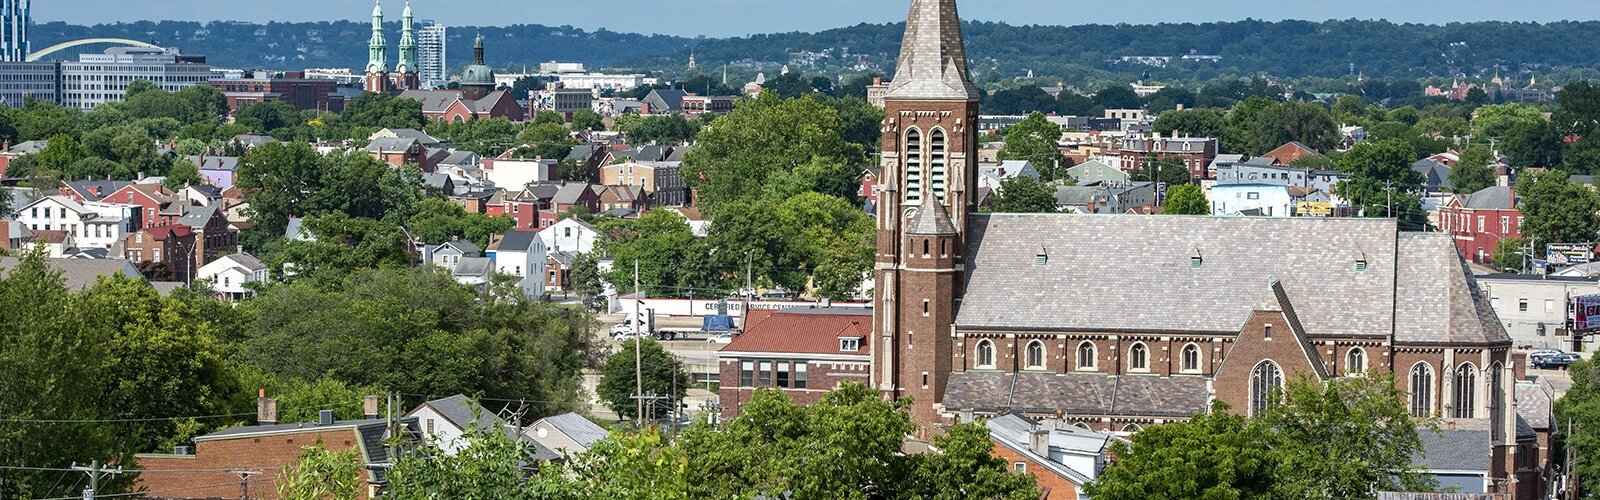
[
  {"left": 363, "top": 0, "right": 391, "bottom": 93},
  {"left": 870, "top": 0, "right": 981, "bottom": 430}
]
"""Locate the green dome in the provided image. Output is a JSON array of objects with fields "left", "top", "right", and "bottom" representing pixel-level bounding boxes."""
[{"left": 461, "top": 64, "right": 494, "bottom": 86}]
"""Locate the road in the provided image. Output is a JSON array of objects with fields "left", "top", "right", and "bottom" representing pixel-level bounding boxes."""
[{"left": 588, "top": 313, "right": 726, "bottom": 424}]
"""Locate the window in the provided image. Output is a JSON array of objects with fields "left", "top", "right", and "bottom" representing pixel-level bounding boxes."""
[
  {"left": 757, "top": 362, "right": 772, "bottom": 386},
  {"left": 1410, "top": 363, "right": 1434, "bottom": 417},
  {"left": 776, "top": 362, "right": 790, "bottom": 388},
  {"left": 1547, "top": 299, "right": 1556, "bottom": 313},
  {"left": 223, "top": 276, "right": 230, "bottom": 288},
  {"left": 1453, "top": 363, "right": 1476, "bottom": 419},
  {"left": 1121, "top": 424, "right": 1143, "bottom": 433},
  {"left": 1076, "top": 341, "right": 1097, "bottom": 370},
  {"left": 1025, "top": 341, "right": 1045, "bottom": 370},
  {"left": 1181, "top": 344, "right": 1200, "bottom": 373},
  {"left": 740, "top": 361, "right": 753, "bottom": 387},
  {"left": 1247, "top": 192, "right": 1260, "bottom": 200},
  {"left": 975, "top": 339, "right": 996, "bottom": 369},
  {"left": 1491, "top": 297, "right": 1500, "bottom": 309},
  {"left": 1013, "top": 462, "right": 1027, "bottom": 473},
  {"left": 1346, "top": 348, "right": 1366, "bottom": 375},
  {"left": 1489, "top": 362, "right": 1504, "bottom": 441},
  {"left": 1128, "top": 343, "right": 1148, "bottom": 371},
  {"left": 1250, "top": 361, "right": 1283, "bottom": 416},
  {"left": 794, "top": 363, "right": 807, "bottom": 389},
  {"left": 1501, "top": 217, "right": 1510, "bottom": 234},
  {"left": 840, "top": 338, "right": 859, "bottom": 352},
  {"left": 1477, "top": 216, "right": 1485, "bottom": 232},
  {"left": 1264, "top": 325, "right": 1272, "bottom": 338},
  {"left": 1519, "top": 299, "right": 1529, "bottom": 312}
]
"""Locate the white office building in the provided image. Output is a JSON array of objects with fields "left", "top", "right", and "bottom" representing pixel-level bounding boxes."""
[
  {"left": 61, "top": 47, "right": 211, "bottom": 110},
  {"left": 0, "top": 61, "right": 59, "bottom": 108},
  {"left": 416, "top": 20, "right": 447, "bottom": 88},
  {"left": 14, "top": 195, "right": 138, "bottom": 249}
]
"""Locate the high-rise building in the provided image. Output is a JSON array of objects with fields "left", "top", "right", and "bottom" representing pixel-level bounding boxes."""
[
  {"left": 416, "top": 20, "right": 446, "bottom": 88},
  {"left": 0, "top": 0, "right": 28, "bottom": 63}
]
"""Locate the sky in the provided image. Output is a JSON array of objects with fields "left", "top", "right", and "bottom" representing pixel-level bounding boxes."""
[{"left": 33, "top": 0, "right": 1600, "bottom": 38}]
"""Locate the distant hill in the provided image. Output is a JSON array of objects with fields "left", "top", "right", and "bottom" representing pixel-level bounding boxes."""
[{"left": 28, "top": 19, "right": 1600, "bottom": 86}]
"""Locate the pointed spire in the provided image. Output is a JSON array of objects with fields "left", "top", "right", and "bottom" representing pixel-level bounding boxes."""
[
  {"left": 885, "top": 0, "right": 979, "bottom": 101},
  {"left": 907, "top": 193, "right": 957, "bottom": 236},
  {"left": 396, "top": 1, "right": 417, "bottom": 74},
  {"left": 473, "top": 32, "right": 485, "bottom": 65},
  {"left": 366, "top": 0, "right": 388, "bottom": 74}
]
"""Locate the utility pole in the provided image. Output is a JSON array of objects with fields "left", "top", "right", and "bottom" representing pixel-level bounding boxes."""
[
  {"left": 634, "top": 259, "right": 644, "bottom": 427},
  {"left": 71, "top": 461, "right": 122, "bottom": 500},
  {"left": 225, "top": 468, "right": 263, "bottom": 500},
  {"left": 1385, "top": 179, "right": 1393, "bottom": 218}
]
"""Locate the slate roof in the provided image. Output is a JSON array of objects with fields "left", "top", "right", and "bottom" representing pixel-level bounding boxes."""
[
  {"left": 441, "top": 150, "right": 479, "bottom": 166},
  {"left": 906, "top": 196, "right": 957, "bottom": 235},
  {"left": 399, "top": 90, "right": 468, "bottom": 113},
  {"left": 373, "top": 128, "right": 443, "bottom": 147},
  {"left": 958, "top": 214, "right": 1508, "bottom": 345},
  {"left": 218, "top": 252, "right": 268, "bottom": 273},
  {"left": 186, "top": 155, "right": 240, "bottom": 172},
  {"left": 644, "top": 90, "right": 689, "bottom": 113},
  {"left": 366, "top": 137, "right": 421, "bottom": 153},
  {"left": 416, "top": 395, "right": 499, "bottom": 434},
  {"left": 497, "top": 230, "right": 540, "bottom": 253},
  {"left": 537, "top": 412, "right": 609, "bottom": 449},
  {"left": 1516, "top": 378, "right": 1556, "bottom": 431},
  {"left": 437, "top": 240, "right": 482, "bottom": 256},
  {"left": 944, "top": 371, "right": 1210, "bottom": 418},
  {"left": 454, "top": 257, "right": 493, "bottom": 277},
  {"left": 1054, "top": 186, "right": 1099, "bottom": 206},
  {"left": 1413, "top": 159, "right": 1453, "bottom": 192},
  {"left": 553, "top": 183, "right": 593, "bottom": 205},
  {"left": 1414, "top": 429, "right": 1491, "bottom": 472},
  {"left": 63, "top": 180, "right": 133, "bottom": 201},
  {"left": 721, "top": 308, "right": 872, "bottom": 357},
  {"left": 883, "top": 0, "right": 980, "bottom": 101},
  {"left": 0, "top": 257, "right": 140, "bottom": 290},
  {"left": 8, "top": 139, "right": 46, "bottom": 154},
  {"left": 177, "top": 204, "right": 221, "bottom": 229},
  {"left": 1461, "top": 186, "right": 1516, "bottom": 210}
]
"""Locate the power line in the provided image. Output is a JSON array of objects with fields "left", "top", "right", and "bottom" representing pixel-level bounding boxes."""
[
  {"left": 0, "top": 412, "right": 258, "bottom": 424},
  {"left": 29, "top": 479, "right": 247, "bottom": 500}
]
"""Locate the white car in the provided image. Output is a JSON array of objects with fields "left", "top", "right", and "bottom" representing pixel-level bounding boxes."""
[{"left": 706, "top": 333, "right": 733, "bottom": 344}]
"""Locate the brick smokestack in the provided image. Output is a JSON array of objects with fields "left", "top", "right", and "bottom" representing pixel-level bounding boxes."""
[
  {"left": 364, "top": 395, "right": 381, "bottom": 419},
  {"left": 257, "top": 389, "right": 278, "bottom": 425}
]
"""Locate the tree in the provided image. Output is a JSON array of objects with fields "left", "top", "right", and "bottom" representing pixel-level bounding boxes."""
[
  {"left": 407, "top": 197, "right": 515, "bottom": 249},
  {"left": 682, "top": 93, "right": 864, "bottom": 214},
  {"left": 34, "top": 133, "right": 86, "bottom": 175},
  {"left": 341, "top": 92, "right": 424, "bottom": 131},
  {"left": 1251, "top": 100, "right": 1339, "bottom": 154},
  {"left": 1449, "top": 146, "right": 1497, "bottom": 194},
  {"left": 520, "top": 122, "right": 573, "bottom": 145},
  {"left": 600, "top": 210, "right": 715, "bottom": 297},
  {"left": 997, "top": 112, "right": 1066, "bottom": 181},
  {"left": 236, "top": 101, "right": 307, "bottom": 133},
  {"left": 570, "top": 108, "right": 605, "bottom": 131},
  {"left": 625, "top": 114, "right": 697, "bottom": 145},
  {"left": 1163, "top": 183, "right": 1209, "bottom": 215},
  {"left": 1132, "top": 157, "right": 1193, "bottom": 185},
  {"left": 1261, "top": 374, "right": 1436, "bottom": 498},
  {"left": 1492, "top": 237, "right": 1527, "bottom": 272},
  {"left": 1086, "top": 402, "right": 1279, "bottom": 500},
  {"left": 1516, "top": 169, "right": 1600, "bottom": 245},
  {"left": 991, "top": 176, "right": 1057, "bottom": 213},
  {"left": 1556, "top": 359, "right": 1600, "bottom": 499},
  {"left": 596, "top": 339, "right": 688, "bottom": 421},
  {"left": 1498, "top": 120, "right": 1561, "bottom": 169},
  {"left": 277, "top": 443, "right": 364, "bottom": 500},
  {"left": 388, "top": 417, "right": 570, "bottom": 499},
  {"left": 1334, "top": 139, "right": 1426, "bottom": 224},
  {"left": 568, "top": 251, "right": 605, "bottom": 309},
  {"left": 900, "top": 422, "right": 1041, "bottom": 500},
  {"left": 165, "top": 157, "right": 204, "bottom": 190},
  {"left": 237, "top": 141, "right": 329, "bottom": 239},
  {"left": 1152, "top": 108, "right": 1226, "bottom": 139},
  {"left": 1092, "top": 85, "right": 1142, "bottom": 109},
  {"left": 268, "top": 214, "right": 413, "bottom": 283}
]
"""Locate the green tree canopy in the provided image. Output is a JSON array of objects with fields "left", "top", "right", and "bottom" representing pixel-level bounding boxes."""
[
  {"left": 1516, "top": 169, "right": 1600, "bottom": 245},
  {"left": 1333, "top": 139, "right": 1427, "bottom": 224},
  {"left": 1153, "top": 108, "right": 1226, "bottom": 139},
  {"left": 682, "top": 93, "right": 865, "bottom": 215},
  {"left": 997, "top": 112, "right": 1067, "bottom": 181},
  {"left": 597, "top": 339, "right": 688, "bottom": 421},
  {"left": 1163, "top": 183, "right": 1209, "bottom": 215},
  {"left": 991, "top": 176, "right": 1057, "bottom": 213},
  {"left": 1449, "top": 145, "right": 1497, "bottom": 194}
]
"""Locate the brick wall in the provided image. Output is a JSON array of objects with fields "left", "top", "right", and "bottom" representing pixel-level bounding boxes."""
[
  {"left": 135, "top": 428, "right": 372, "bottom": 499},
  {"left": 1213, "top": 310, "right": 1327, "bottom": 414},
  {"left": 717, "top": 357, "right": 870, "bottom": 420},
  {"left": 990, "top": 440, "right": 1079, "bottom": 500}
]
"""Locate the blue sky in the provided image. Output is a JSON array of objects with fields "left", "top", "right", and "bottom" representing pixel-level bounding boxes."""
[{"left": 36, "top": 0, "right": 1600, "bottom": 37}]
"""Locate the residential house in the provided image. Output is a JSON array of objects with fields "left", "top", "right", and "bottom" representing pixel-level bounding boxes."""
[
  {"left": 370, "top": 128, "right": 444, "bottom": 148},
  {"left": 538, "top": 217, "right": 602, "bottom": 256},
  {"left": 525, "top": 412, "right": 610, "bottom": 461},
  {"left": 406, "top": 394, "right": 553, "bottom": 457},
  {"left": 1053, "top": 186, "right": 1099, "bottom": 213},
  {"left": 599, "top": 161, "right": 688, "bottom": 207},
  {"left": 486, "top": 230, "right": 547, "bottom": 300},
  {"left": 135, "top": 396, "right": 419, "bottom": 499},
  {"left": 453, "top": 257, "right": 494, "bottom": 288},
  {"left": 1476, "top": 273, "right": 1600, "bottom": 352},
  {"left": 641, "top": 89, "right": 689, "bottom": 115},
  {"left": 540, "top": 183, "right": 602, "bottom": 228},
  {"left": 978, "top": 160, "right": 1041, "bottom": 195},
  {"left": 15, "top": 230, "right": 70, "bottom": 257},
  {"left": 0, "top": 257, "right": 143, "bottom": 290},
  {"left": 718, "top": 307, "right": 873, "bottom": 419},
  {"left": 1117, "top": 133, "right": 1217, "bottom": 180},
  {"left": 662, "top": 206, "right": 711, "bottom": 237},
  {"left": 483, "top": 155, "right": 559, "bottom": 192},
  {"left": 1261, "top": 141, "right": 1322, "bottom": 165},
  {"left": 60, "top": 180, "right": 133, "bottom": 203},
  {"left": 565, "top": 144, "right": 607, "bottom": 175},
  {"left": 176, "top": 204, "right": 238, "bottom": 266},
  {"left": 861, "top": 165, "right": 881, "bottom": 208},
  {"left": 1091, "top": 182, "right": 1157, "bottom": 214},
  {"left": 504, "top": 184, "right": 560, "bottom": 230},
  {"left": 0, "top": 139, "right": 46, "bottom": 176},
  {"left": 1515, "top": 377, "right": 1559, "bottom": 500},
  {"left": 0, "top": 219, "right": 26, "bottom": 250},
  {"left": 181, "top": 184, "right": 225, "bottom": 205},
  {"left": 1414, "top": 159, "right": 1454, "bottom": 195},
  {"left": 196, "top": 252, "right": 268, "bottom": 300},
  {"left": 1214, "top": 160, "right": 1347, "bottom": 199},
  {"left": 545, "top": 251, "right": 576, "bottom": 294},
  {"left": 106, "top": 183, "right": 189, "bottom": 228},
  {"left": 1063, "top": 159, "right": 1129, "bottom": 187},
  {"left": 597, "top": 184, "right": 648, "bottom": 213},
  {"left": 122, "top": 225, "right": 198, "bottom": 282},
  {"left": 1438, "top": 186, "right": 1520, "bottom": 264},
  {"left": 986, "top": 414, "right": 1117, "bottom": 500},
  {"left": 399, "top": 89, "right": 526, "bottom": 123},
  {"left": 424, "top": 240, "right": 483, "bottom": 270},
  {"left": 1413, "top": 429, "right": 1496, "bottom": 494},
  {"left": 452, "top": 188, "right": 498, "bottom": 214},
  {"left": 1208, "top": 184, "right": 1295, "bottom": 217},
  {"left": 186, "top": 155, "right": 241, "bottom": 191},
  {"left": 14, "top": 195, "right": 139, "bottom": 249},
  {"left": 367, "top": 137, "right": 435, "bottom": 172}
]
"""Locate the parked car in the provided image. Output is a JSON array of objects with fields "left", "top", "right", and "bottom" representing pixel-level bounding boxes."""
[
  {"left": 706, "top": 333, "right": 733, "bottom": 344},
  {"left": 1531, "top": 349, "right": 1581, "bottom": 369}
]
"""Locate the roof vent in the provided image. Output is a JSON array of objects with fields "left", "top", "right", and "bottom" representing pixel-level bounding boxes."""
[
  {"left": 318, "top": 409, "right": 335, "bottom": 426},
  {"left": 1355, "top": 251, "right": 1369, "bottom": 273},
  {"left": 1035, "top": 246, "right": 1048, "bottom": 266},
  {"left": 1190, "top": 248, "right": 1203, "bottom": 269}
]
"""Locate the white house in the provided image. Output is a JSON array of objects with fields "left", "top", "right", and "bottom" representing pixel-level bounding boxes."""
[
  {"left": 405, "top": 395, "right": 526, "bottom": 455},
  {"left": 1207, "top": 184, "right": 1294, "bottom": 217},
  {"left": 423, "top": 240, "right": 483, "bottom": 270},
  {"left": 488, "top": 230, "right": 546, "bottom": 300},
  {"left": 978, "top": 160, "right": 1041, "bottom": 194},
  {"left": 524, "top": 412, "right": 610, "bottom": 460},
  {"left": 452, "top": 257, "right": 494, "bottom": 289},
  {"left": 13, "top": 195, "right": 137, "bottom": 249},
  {"left": 482, "top": 158, "right": 557, "bottom": 191},
  {"left": 538, "top": 218, "right": 602, "bottom": 256},
  {"left": 196, "top": 253, "right": 269, "bottom": 301}
]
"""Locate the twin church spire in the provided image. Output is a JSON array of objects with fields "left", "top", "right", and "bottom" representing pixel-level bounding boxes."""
[
  {"left": 883, "top": 0, "right": 980, "bottom": 102},
  {"left": 365, "top": 0, "right": 420, "bottom": 93}
]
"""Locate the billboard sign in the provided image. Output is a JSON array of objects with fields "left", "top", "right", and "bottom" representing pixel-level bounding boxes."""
[
  {"left": 1573, "top": 294, "right": 1600, "bottom": 334},
  {"left": 1547, "top": 243, "right": 1594, "bottom": 267}
]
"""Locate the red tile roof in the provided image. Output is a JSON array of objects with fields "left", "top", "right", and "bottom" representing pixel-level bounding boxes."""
[
  {"left": 1262, "top": 141, "right": 1320, "bottom": 165},
  {"left": 721, "top": 308, "right": 872, "bottom": 357}
]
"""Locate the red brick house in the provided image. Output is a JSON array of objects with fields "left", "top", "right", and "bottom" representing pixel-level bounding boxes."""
[
  {"left": 861, "top": 165, "right": 881, "bottom": 208},
  {"left": 1117, "top": 133, "right": 1218, "bottom": 180},
  {"left": 366, "top": 137, "right": 435, "bottom": 173},
  {"left": 210, "top": 71, "right": 345, "bottom": 114},
  {"left": 135, "top": 396, "right": 418, "bottom": 499},
  {"left": 1439, "top": 186, "right": 1521, "bottom": 265},
  {"left": 123, "top": 225, "right": 197, "bottom": 282},
  {"left": 717, "top": 307, "right": 872, "bottom": 420},
  {"left": 176, "top": 204, "right": 238, "bottom": 268},
  {"left": 105, "top": 183, "right": 188, "bottom": 228},
  {"left": 399, "top": 89, "right": 526, "bottom": 123}
]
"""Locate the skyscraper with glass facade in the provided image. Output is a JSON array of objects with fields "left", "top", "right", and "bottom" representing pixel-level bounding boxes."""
[{"left": 0, "top": 0, "right": 28, "bottom": 62}]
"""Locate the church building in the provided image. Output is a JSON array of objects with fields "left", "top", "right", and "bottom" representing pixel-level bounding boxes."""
[
  {"left": 871, "top": 0, "right": 1530, "bottom": 496},
  {"left": 363, "top": 1, "right": 421, "bottom": 93}
]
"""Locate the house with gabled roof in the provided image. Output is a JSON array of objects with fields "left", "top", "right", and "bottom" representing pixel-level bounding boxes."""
[
  {"left": 717, "top": 307, "right": 873, "bottom": 419},
  {"left": 399, "top": 89, "right": 525, "bottom": 123},
  {"left": 405, "top": 394, "right": 557, "bottom": 459},
  {"left": 525, "top": 412, "right": 609, "bottom": 460},
  {"left": 1261, "top": 141, "right": 1323, "bottom": 165},
  {"left": 196, "top": 252, "right": 268, "bottom": 300}
]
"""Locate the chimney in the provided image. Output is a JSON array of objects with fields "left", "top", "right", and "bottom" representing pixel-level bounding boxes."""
[
  {"left": 256, "top": 389, "right": 278, "bottom": 425},
  {"left": 318, "top": 409, "right": 335, "bottom": 426},
  {"left": 872, "top": 76, "right": 882, "bottom": 86},
  {"left": 364, "top": 395, "right": 381, "bottom": 419},
  {"left": 1028, "top": 428, "right": 1050, "bottom": 456}
]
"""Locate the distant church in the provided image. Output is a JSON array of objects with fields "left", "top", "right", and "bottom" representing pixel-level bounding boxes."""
[
  {"left": 363, "top": 1, "right": 420, "bottom": 93},
  {"left": 364, "top": 1, "right": 521, "bottom": 122},
  {"left": 872, "top": 0, "right": 1533, "bottom": 497}
]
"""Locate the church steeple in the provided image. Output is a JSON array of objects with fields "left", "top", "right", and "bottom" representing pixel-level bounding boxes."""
[
  {"left": 883, "top": 0, "right": 980, "bottom": 101},
  {"left": 364, "top": 0, "right": 391, "bottom": 93},
  {"left": 393, "top": 1, "right": 420, "bottom": 89}
]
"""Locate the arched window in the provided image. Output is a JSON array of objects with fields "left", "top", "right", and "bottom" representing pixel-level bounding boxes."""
[
  {"left": 1410, "top": 362, "right": 1434, "bottom": 418},
  {"left": 1076, "top": 341, "right": 1097, "bottom": 371},
  {"left": 1073, "top": 422, "right": 1092, "bottom": 430},
  {"left": 1128, "top": 343, "right": 1149, "bottom": 371},
  {"left": 1121, "top": 423, "right": 1143, "bottom": 433},
  {"left": 1346, "top": 348, "right": 1366, "bottom": 376},
  {"left": 929, "top": 128, "right": 947, "bottom": 203},
  {"left": 1453, "top": 363, "right": 1477, "bottom": 419},
  {"left": 975, "top": 339, "right": 995, "bottom": 369},
  {"left": 1180, "top": 344, "right": 1201, "bottom": 373},
  {"left": 1250, "top": 361, "right": 1283, "bottom": 416},
  {"left": 1025, "top": 340, "right": 1045, "bottom": 370},
  {"left": 1490, "top": 362, "right": 1504, "bottom": 440},
  {"left": 921, "top": 239, "right": 929, "bottom": 256},
  {"left": 903, "top": 128, "right": 923, "bottom": 204}
]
